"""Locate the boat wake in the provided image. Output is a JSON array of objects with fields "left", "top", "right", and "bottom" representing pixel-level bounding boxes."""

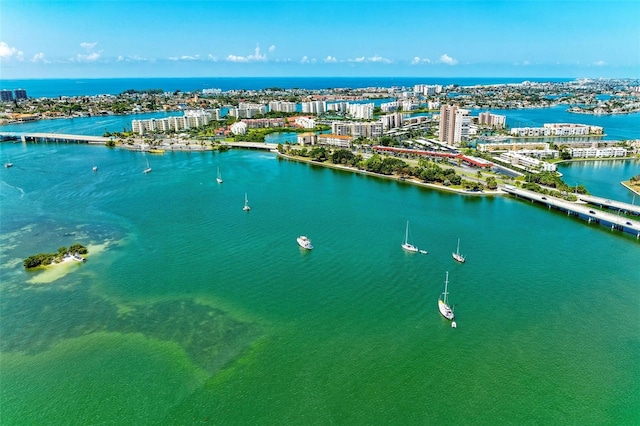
[{"left": 0, "top": 180, "right": 25, "bottom": 197}]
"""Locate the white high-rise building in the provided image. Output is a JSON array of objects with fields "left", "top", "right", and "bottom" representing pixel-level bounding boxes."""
[{"left": 439, "top": 105, "right": 470, "bottom": 146}]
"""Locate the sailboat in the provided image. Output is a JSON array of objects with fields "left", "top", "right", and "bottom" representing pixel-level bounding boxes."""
[
  {"left": 243, "top": 193, "right": 251, "bottom": 211},
  {"left": 452, "top": 238, "right": 465, "bottom": 263},
  {"left": 216, "top": 167, "right": 223, "bottom": 183},
  {"left": 401, "top": 221, "right": 418, "bottom": 253},
  {"left": 143, "top": 158, "right": 152, "bottom": 174},
  {"left": 4, "top": 159, "right": 13, "bottom": 168},
  {"left": 92, "top": 159, "right": 98, "bottom": 172},
  {"left": 438, "top": 271, "right": 455, "bottom": 321}
]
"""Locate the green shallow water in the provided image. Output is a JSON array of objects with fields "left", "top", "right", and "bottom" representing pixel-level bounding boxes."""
[{"left": 0, "top": 144, "right": 639, "bottom": 424}]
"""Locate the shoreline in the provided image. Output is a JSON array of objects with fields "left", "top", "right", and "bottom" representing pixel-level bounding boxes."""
[
  {"left": 276, "top": 152, "right": 504, "bottom": 197},
  {"left": 621, "top": 181, "right": 640, "bottom": 197}
]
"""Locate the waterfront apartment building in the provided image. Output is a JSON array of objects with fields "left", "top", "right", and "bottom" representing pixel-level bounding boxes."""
[
  {"left": 14, "top": 89, "right": 27, "bottom": 100},
  {"left": 569, "top": 146, "right": 627, "bottom": 158},
  {"left": 132, "top": 110, "right": 214, "bottom": 135},
  {"left": 439, "top": 105, "right": 470, "bottom": 146},
  {"left": 510, "top": 123, "right": 604, "bottom": 137},
  {"left": 268, "top": 101, "right": 297, "bottom": 113},
  {"left": 229, "top": 121, "right": 247, "bottom": 135},
  {"left": 318, "top": 134, "right": 352, "bottom": 148},
  {"left": 293, "top": 116, "right": 316, "bottom": 129},
  {"left": 498, "top": 152, "right": 557, "bottom": 172},
  {"left": 379, "top": 113, "right": 404, "bottom": 130},
  {"left": 414, "top": 84, "right": 443, "bottom": 96},
  {"left": 380, "top": 101, "right": 398, "bottom": 112},
  {"left": 478, "top": 111, "right": 506, "bottom": 128},
  {"left": 477, "top": 142, "right": 551, "bottom": 152},
  {"left": 297, "top": 132, "right": 317, "bottom": 146},
  {"left": 242, "top": 118, "right": 285, "bottom": 129},
  {"left": 229, "top": 103, "right": 267, "bottom": 119},
  {"left": 0, "top": 90, "right": 13, "bottom": 102},
  {"left": 301, "top": 100, "right": 326, "bottom": 115},
  {"left": 331, "top": 121, "right": 383, "bottom": 139},
  {"left": 347, "top": 103, "right": 374, "bottom": 119}
]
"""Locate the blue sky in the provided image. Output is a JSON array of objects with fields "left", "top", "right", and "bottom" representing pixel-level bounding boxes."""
[{"left": 1, "top": 0, "right": 638, "bottom": 79}]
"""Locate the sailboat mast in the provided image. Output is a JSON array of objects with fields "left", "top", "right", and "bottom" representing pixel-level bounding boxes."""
[
  {"left": 405, "top": 221, "right": 409, "bottom": 244},
  {"left": 443, "top": 271, "right": 449, "bottom": 304}
]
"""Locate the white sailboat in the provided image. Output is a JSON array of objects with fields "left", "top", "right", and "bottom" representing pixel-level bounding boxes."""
[
  {"left": 452, "top": 238, "right": 465, "bottom": 263},
  {"left": 216, "top": 167, "right": 223, "bottom": 183},
  {"left": 243, "top": 193, "right": 251, "bottom": 211},
  {"left": 4, "top": 159, "right": 13, "bottom": 168},
  {"left": 401, "top": 221, "right": 418, "bottom": 253},
  {"left": 92, "top": 159, "right": 98, "bottom": 172},
  {"left": 143, "top": 158, "right": 152, "bottom": 174},
  {"left": 438, "top": 271, "right": 455, "bottom": 321}
]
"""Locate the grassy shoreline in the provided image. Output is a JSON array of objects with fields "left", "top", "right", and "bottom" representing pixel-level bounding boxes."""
[{"left": 276, "top": 152, "right": 504, "bottom": 197}]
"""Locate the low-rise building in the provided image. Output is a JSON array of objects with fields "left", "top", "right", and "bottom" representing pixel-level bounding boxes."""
[
  {"left": 297, "top": 132, "right": 317, "bottom": 146},
  {"left": 318, "top": 134, "right": 352, "bottom": 148},
  {"left": 499, "top": 151, "right": 557, "bottom": 172}
]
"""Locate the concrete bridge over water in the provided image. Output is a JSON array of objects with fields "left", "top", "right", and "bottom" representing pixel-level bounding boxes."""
[{"left": 502, "top": 185, "right": 640, "bottom": 238}]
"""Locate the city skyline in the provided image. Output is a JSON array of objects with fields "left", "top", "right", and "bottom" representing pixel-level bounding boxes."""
[{"left": 1, "top": 0, "right": 639, "bottom": 80}]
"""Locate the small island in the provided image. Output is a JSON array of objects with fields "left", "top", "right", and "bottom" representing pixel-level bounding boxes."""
[{"left": 23, "top": 244, "right": 88, "bottom": 269}]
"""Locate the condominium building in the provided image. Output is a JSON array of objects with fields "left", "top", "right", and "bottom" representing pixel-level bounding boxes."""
[
  {"left": 297, "top": 132, "right": 317, "bottom": 146},
  {"left": 510, "top": 123, "right": 604, "bottom": 137},
  {"left": 318, "top": 134, "right": 352, "bottom": 148},
  {"left": 230, "top": 121, "right": 247, "bottom": 135},
  {"left": 132, "top": 110, "right": 214, "bottom": 135},
  {"left": 0, "top": 90, "right": 13, "bottom": 102},
  {"left": 569, "top": 147, "right": 627, "bottom": 158},
  {"left": 347, "top": 102, "right": 374, "bottom": 119},
  {"left": 478, "top": 111, "right": 506, "bottom": 128},
  {"left": 301, "top": 100, "right": 326, "bottom": 115},
  {"left": 14, "top": 89, "right": 27, "bottom": 100},
  {"left": 439, "top": 105, "right": 470, "bottom": 146},
  {"left": 294, "top": 116, "right": 316, "bottom": 129},
  {"left": 268, "top": 101, "right": 297, "bottom": 113},
  {"left": 498, "top": 152, "right": 557, "bottom": 172},
  {"left": 331, "top": 121, "right": 383, "bottom": 138},
  {"left": 379, "top": 113, "right": 404, "bottom": 130}
]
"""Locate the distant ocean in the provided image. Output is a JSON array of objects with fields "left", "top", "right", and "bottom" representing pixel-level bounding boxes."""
[{"left": 0, "top": 77, "right": 573, "bottom": 98}]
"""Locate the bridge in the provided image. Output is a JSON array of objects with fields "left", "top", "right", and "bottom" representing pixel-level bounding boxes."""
[
  {"left": 502, "top": 185, "right": 640, "bottom": 238},
  {"left": 222, "top": 141, "right": 278, "bottom": 151},
  {"left": 576, "top": 194, "right": 640, "bottom": 216},
  {"left": 0, "top": 132, "right": 111, "bottom": 145}
]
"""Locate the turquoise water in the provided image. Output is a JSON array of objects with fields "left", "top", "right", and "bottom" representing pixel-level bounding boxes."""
[{"left": 1, "top": 143, "right": 639, "bottom": 424}]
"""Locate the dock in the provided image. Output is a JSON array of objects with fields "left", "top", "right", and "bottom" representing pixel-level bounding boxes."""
[{"left": 502, "top": 185, "right": 640, "bottom": 238}]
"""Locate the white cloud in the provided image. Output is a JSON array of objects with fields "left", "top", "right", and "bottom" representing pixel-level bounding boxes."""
[
  {"left": 31, "top": 52, "right": 48, "bottom": 63},
  {"left": 0, "top": 41, "right": 24, "bottom": 60},
  {"left": 208, "top": 54, "right": 218, "bottom": 61},
  {"left": 117, "top": 55, "right": 149, "bottom": 62},
  {"left": 349, "top": 57, "right": 366, "bottom": 63},
  {"left": 268, "top": 45, "right": 276, "bottom": 53},
  {"left": 593, "top": 60, "right": 606, "bottom": 66},
  {"left": 76, "top": 51, "right": 101, "bottom": 62},
  {"left": 226, "top": 46, "right": 267, "bottom": 63},
  {"left": 411, "top": 56, "right": 431, "bottom": 65},
  {"left": 301, "top": 56, "right": 317, "bottom": 64},
  {"left": 368, "top": 55, "right": 392, "bottom": 64},
  {"left": 438, "top": 54, "right": 458, "bottom": 65},
  {"left": 324, "top": 56, "right": 337, "bottom": 63},
  {"left": 80, "top": 42, "right": 97, "bottom": 50},
  {"left": 168, "top": 54, "right": 202, "bottom": 61}
]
